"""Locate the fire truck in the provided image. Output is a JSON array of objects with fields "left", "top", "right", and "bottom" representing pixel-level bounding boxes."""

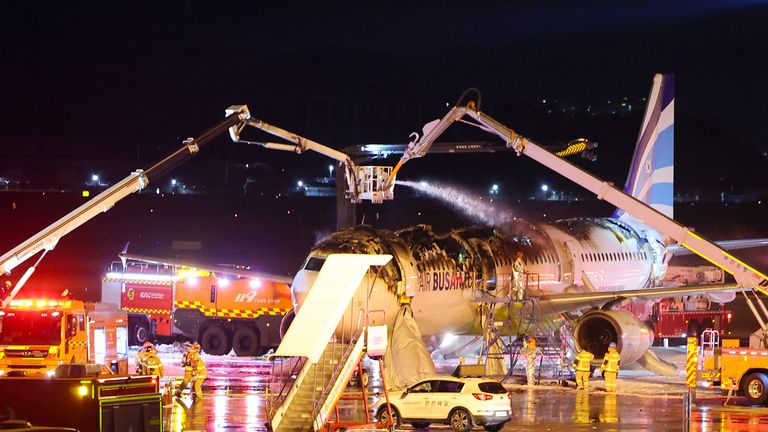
[
  {"left": 0, "top": 371, "right": 161, "bottom": 431},
  {"left": 102, "top": 259, "right": 293, "bottom": 356},
  {"left": 648, "top": 266, "right": 731, "bottom": 344},
  {"left": 699, "top": 330, "right": 768, "bottom": 406},
  {"left": 0, "top": 298, "right": 129, "bottom": 377}
]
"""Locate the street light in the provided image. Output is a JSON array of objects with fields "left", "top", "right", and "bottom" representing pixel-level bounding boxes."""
[
  {"left": 171, "top": 179, "right": 177, "bottom": 186},
  {"left": 328, "top": 165, "right": 334, "bottom": 178},
  {"left": 490, "top": 184, "right": 499, "bottom": 195},
  {"left": 541, "top": 184, "right": 549, "bottom": 192},
  {"left": 91, "top": 174, "right": 99, "bottom": 182},
  {"left": 297, "top": 180, "right": 304, "bottom": 187}
]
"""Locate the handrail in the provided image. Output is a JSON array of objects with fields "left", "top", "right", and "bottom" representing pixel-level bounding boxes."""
[
  {"left": 266, "top": 355, "right": 307, "bottom": 422},
  {"left": 311, "top": 307, "right": 366, "bottom": 425}
]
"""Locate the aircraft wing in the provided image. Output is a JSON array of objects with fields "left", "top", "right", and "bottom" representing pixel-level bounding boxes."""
[
  {"left": 119, "top": 252, "right": 294, "bottom": 284},
  {"left": 667, "top": 238, "right": 768, "bottom": 256},
  {"left": 536, "top": 282, "right": 739, "bottom": 315}
]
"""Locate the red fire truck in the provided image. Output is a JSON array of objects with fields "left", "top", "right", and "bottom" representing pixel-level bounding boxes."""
[
  {"left": 650, "top": 296, "right": 731, "bottom": 342},
  {"left": 102, "top": 259, "right": 293, "bottom": 356}
]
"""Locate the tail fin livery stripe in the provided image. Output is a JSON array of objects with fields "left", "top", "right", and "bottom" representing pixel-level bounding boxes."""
[{"left": 622, "top": 74, "right": 675, "bottom": 219}]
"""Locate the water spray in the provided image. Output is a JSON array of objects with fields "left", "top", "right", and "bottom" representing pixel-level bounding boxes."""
[{"left": 396, "top": 180, "right": 516, "bottom": 227}]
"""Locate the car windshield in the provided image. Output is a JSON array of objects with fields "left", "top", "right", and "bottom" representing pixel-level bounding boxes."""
[
  {"left": 0, "top": 310, "right": 62, "bottom": 345},
  {"left": 478, "top": 381, "right": 507, "bottom": 394}
]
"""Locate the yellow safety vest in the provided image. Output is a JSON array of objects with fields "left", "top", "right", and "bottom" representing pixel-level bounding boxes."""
[
  {"left": 574, "top": 350, "right": 594, "bottom": 372},
  {"left": 602, "top": 349, "right": 621, "bottom": 373}
]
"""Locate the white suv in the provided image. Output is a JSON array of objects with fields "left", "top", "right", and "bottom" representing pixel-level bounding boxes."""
[{"left": 374, "top": 377, "right": 512, "bottom": 432}]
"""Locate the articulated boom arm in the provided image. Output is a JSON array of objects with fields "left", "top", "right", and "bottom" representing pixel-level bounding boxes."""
[
  {"left": 0, "top": 105, "right": 252, "bottom": 306},
  {"left": 227, "top": 107, "right": 394, "bottom": 203},
  {"left": 393, "top": 102, "right": 768, "bottom": 296}
]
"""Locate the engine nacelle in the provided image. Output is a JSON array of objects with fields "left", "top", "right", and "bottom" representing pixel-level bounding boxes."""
[{"left": 573, "top": 310, "right": 654, "bottom": 364}]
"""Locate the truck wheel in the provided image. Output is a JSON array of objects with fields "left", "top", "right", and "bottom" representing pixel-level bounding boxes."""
[
  {"left": 743, "top": 373, "right": 768, "bottom": 405},
  {"left": 232, "top": 327, "right": 260, "bottom": 357},
  {"left": 200, "top": 325, "right": 230, "bottom": 356},
  {"left": 133, "top": 321, "right": 150, "bottom": 345}
]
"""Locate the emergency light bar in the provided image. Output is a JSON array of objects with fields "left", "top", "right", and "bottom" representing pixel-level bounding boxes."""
[
  {"left": 105, "top": 272, "right": 178, "bottom": 283},
  {"left": 8, "top": 299, "right": 70, "bottom": 308}
]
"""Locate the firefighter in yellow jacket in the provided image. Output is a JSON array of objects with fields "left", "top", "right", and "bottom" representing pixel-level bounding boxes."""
[
  {"left": 191, "top": 347, "right": 206, "bottom": 401},
  {"left": 136, "top": 342, "right": 163, "bottom": 377},
  {"left": 601, "top": 342, "right": 621, "bottom": 392},
  {"left": 573, "top": 348, "right": 594, "bottom": 390},
  {"left": 175, "top": 343, "right": 199, "bottom": 398}
]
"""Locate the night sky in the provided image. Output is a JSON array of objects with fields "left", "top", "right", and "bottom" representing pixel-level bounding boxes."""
[
  {"left": 2, "top": 1, "right": 768, "bottom": 160},
  {"left": 1, "top": 2, "right": 768, "bottom": 304}
]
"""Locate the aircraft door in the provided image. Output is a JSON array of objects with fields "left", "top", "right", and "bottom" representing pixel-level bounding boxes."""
[{"left": 564, "top": 241, "right": 581, "bottom": 286}]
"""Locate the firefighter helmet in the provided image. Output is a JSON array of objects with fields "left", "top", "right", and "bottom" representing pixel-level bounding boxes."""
[
  {"left": 192, "top": 343, "right": 201, "bottom": 351},
  {"left": 608, "top": 342, "right": 617, "bottom": 349},
  {"left": 142, "top": 341, "right": 154, "bottom": 350}
]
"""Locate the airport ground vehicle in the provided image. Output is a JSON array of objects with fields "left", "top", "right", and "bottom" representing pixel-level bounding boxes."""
[
  {"left": 699, "top": 330, "right": 768, "bottom": 406},
  {"left": 0, "top": 299, "right": 128, "bottom": 376},
  {"left": 0, "top": 366, "right": 160, "bottom": 431},
  {"left": 102, "top": 261, "right": 293, "bottom": 356},
  {"left": 650, "top": 297, "right": 731, "bottom": 342},
  {"left": 373, "top": 377, "right": 511, "bottom": 432}
]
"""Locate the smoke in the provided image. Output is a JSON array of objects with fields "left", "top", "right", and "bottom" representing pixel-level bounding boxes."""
[{"left": 396, "top": 180, "right": 516, "bottom": 227}]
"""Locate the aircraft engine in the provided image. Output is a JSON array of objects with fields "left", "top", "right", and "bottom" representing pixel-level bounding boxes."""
[{"left": 573, "top": 310, "right": 654, "bottom": 364}]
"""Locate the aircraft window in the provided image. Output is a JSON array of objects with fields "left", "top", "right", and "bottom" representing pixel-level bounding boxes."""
[{"left": 304, "top": 257, "right": 325, "bottom": 271}]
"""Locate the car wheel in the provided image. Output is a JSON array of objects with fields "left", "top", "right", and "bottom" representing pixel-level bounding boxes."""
[
  {"left": 449, "top": 408, "right": 473, "bottom": 432},
  {"left": 743, "top": 372, "right": 768, "bottom": 405},
  {"left": 376, "top": 406, "right": 401, "bottom": 428},
  {"left": 411, "top": 422, "right": 430, "bottom": 429},
  {"left": 361, "top": 369, "right": 370, "bottom": 387},
  {"left": 484, "top": 423, "right": 504, "bottom": 432}
]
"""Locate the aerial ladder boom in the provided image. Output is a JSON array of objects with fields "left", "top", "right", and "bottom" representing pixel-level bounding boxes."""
[
  {"left": 0, "top": 105, "right": 252, "bottom": 307},
  {"left": 389, "top": 100, "right": 768, "bottom": 336},
  {"left": 227, "top": 107, "right": 394, "bottom": 203}
]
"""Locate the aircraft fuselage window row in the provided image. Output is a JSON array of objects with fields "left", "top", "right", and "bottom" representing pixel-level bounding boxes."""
[{"left": 578, "top": 251, "right": 648, "bottom": 263}]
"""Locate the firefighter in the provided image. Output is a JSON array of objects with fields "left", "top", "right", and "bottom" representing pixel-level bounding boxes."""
[
  {"left": 512, "top": 251, "right": 525, "bottom": 301},
  {"left": 601, "top": 342, "right": 621, "bottom": 392},
  {"left": 520, "top": 336, "right": 539, "bottom": 386},
  {"left": 573, "top": 347, "right": 594, "bottom": 391},
  {"left": 191, "top": 346, "right": 206, "bottom": 401},
  {"left": 175, "top": 343, "right": 199, "bottom": 398},
  {"left": 135, "top": 341, "right": 154, "bottom": 374},
  {"left": 142, "top": 344, "right": 164, "bottom": 377}
]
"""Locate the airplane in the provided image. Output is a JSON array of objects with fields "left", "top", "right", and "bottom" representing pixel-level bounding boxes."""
[{"left": 287, "top": 74, "right": 768, "bottom": 386}]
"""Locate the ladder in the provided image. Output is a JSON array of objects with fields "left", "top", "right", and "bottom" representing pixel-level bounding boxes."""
[{"left": 265, "top": 254, "right": 392, "bottom": 432}]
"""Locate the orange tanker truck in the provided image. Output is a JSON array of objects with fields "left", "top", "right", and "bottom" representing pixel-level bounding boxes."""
[{"left": 102, "top": 258, "right": 293, "bottom": 356}]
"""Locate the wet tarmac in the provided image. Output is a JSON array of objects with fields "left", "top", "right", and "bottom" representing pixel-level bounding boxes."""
[{"left": 163, "top": 381, "right": 768, "bottom": 431}]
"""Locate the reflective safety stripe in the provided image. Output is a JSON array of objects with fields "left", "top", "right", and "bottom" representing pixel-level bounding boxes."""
[
  {"left": 124, "top": 307, "right": 171, "bottom": 315},
  {"left": 174, "top": 301, "right": 290, "bottom": 318}
]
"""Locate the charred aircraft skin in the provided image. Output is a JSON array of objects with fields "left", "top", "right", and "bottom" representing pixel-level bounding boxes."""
[{"left": 291, "top": 217, "right": 661, "bottom": 360}]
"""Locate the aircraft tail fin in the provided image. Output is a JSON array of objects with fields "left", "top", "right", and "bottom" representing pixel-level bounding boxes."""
[{"left": 618, "top": 74, "right": 675, "bottom": 219}]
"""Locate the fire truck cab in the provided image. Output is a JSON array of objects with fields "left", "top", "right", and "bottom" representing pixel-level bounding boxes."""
[{"left": 0, "top": 299, "right": 128, "bottom": 377}]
